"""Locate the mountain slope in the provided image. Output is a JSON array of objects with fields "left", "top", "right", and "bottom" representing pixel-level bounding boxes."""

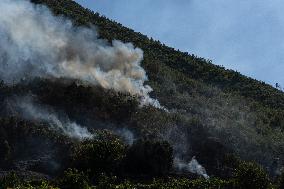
[
  {"left": 32, "top": 0, "right": 284, "bottom": 111},
  {"left": 30, "top": 0, "right": 284, "bottom": 165},
  {"left": 0, "top": 0, "right": 283, "bottom": 188}
]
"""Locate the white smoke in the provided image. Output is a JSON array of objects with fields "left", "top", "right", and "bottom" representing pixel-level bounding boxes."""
[
  {"left": 0, "top": 0, "right": 164, "bottom": 109},
  {"left": 8, "top": 97, "right": 94, "bottom": 140},
  {"left": 114, "top": 128, "right": 135, "bottom": 145},
  {"left": 174, "top": 157, "right": 209, "bottom": 179}
]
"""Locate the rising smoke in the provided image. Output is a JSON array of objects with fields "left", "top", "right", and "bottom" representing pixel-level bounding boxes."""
[
  {"left": 0, "top": 0, "right": 212, "bottom": 178},
  {"left": 0, "top": 0, "right": 163, "bottom": 108},
  {"left": 174, "top": 157, "right": 209, "bottom": 179},
  {"left": 7, "top": 96, "right": 94, "bottom": 140},
  {"left": 159, "top": 124, "right": 210, "bottom": 178},
  {"left": 114, "top": 128, "right": 135, "bottom": 145}
]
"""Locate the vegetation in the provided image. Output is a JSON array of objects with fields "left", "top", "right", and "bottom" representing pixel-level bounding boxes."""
[
  {"left": 57, "top": 168, "right": 90, "bottom": 189},
  {"left": 71, "top": 132, "right": 126, "bottom": 176},
  {"left": 233, "top": 162, "right": 270, "bottom": 189},
  {"left": 0, "top": 0, "right": 283, "bottom": 188},
  {"left": 279, "top": 171, "right": 284, "bottom": 189},
  {"left": 124, "top": 139, "right": 173, "bottom": 176},
  {"left": 27, "top": 0, "right": 284, "bottom": 168}
]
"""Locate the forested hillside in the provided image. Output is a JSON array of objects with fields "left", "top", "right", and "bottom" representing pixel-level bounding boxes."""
[{"left": 0, "top": 0, "right": 283, "bottom": 188}]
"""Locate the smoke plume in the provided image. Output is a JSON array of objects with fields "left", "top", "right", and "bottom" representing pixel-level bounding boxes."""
[
  {"left": 114, "top": 128, "right": 135, "bottom": 145},
  {"left": 8, "top": 96, "right": 94, "bottom": 140},
  {"left": 174, "top": 157, "right": 209, "bottom": 179},
  {"left": 0, "top": 0, "right": 163, "bottom": 108}
]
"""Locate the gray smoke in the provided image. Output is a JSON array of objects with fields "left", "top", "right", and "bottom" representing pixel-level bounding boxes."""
[
  {"left": 174, "top": 157, "right": 209, "bottom": 179},
  {"left": 159, "top": 124, "right": 209, "bottom": 178},
  {"left": 0, "top": 0, "right": 163, "bottom": 108},
  {"left": 114, "top": 128, "right": 135, "bottom": 145},
  {"left": 8, "top": 96, "right": 94, "bottom": 140}
]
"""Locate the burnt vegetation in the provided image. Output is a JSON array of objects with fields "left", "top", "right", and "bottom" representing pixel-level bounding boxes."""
[{"left": 0, "top": 0, "right": 283, "bottom": 188}]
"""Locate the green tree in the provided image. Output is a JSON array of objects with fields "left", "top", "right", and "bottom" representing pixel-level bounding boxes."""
[
  {"left": 234, "top": 162, "right": 270, "bottom": 189},
  {"left": 58, "top": 168, "right": 90, "bottom": 189},
  {"left": 279, "top": 171, "right": 284, "bottom": 189},
  {"left": 124, "top": 139, "right": 173, "bottom": 176},
  {"left": 71, "top": 132, "right": 126, "bottom": 176},
  {"left": 0, "top": 172, "right": 21, "bottom": 189}
]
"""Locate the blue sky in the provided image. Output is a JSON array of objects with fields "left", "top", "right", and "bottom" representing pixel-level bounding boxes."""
[{"left": 75, "top": 0, "right": 284, "bottom": 87}]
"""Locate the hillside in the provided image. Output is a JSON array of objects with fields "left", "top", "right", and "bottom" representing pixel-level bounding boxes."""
[{"left": 0, "top": 0, "right": 283, "bottom": 188}]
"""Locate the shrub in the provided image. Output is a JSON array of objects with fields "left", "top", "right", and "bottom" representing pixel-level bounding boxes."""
[
  {"left": 0, "top": 139, "right": 12, "bottom": 166},
  {"left": 58, "top": 168, "right": 90, "bottom": 189},
  {"left": 71, "top": 132, "right": 126, "bottom": 176},
  {"left": 233, "top": 161, "right": 270, "bottom": 189},
  {"left": 0, "top": 172, "right": 21, "bottom": 189},
  {"left": 95, "top": 174, "right": 118, "bottom": 189},
  {"left": 139, "top": 178, "right": 235, "bottom": 189},
  {"left": 15, "top": 181, "right": 60, "bottom": 189},
  {"left": 279, "top": 171, "right": 284, "bottom": 189},
  {"left": 124, "top": 139, "right": 173, "bottom": 176}
]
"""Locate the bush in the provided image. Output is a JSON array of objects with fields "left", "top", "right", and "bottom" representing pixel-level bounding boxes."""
[
  {"left": 117, "top": 178, "right": 234, "bottom": 189},
  {"left": 0, "top": 172, "right": 21, "bottom": 189},
  {"left": 0, "top": 139, "right": 12, "bottom": 167},
  {"left": 58, "top": 168, "right": 90, "bottom": 189},
  {"left": 15, "top": 181, "right": 60, "bottom": 189},
  {"left": 0, "top": 172, "right": 59, "bottom": 189},
  {"left": 233, "top": 161, "right": 270, "bottom": 189},
  {"left": 71, "top": 131, "right": 126, "bottom": 176},
  {"left": 279, "top": 171, "right": 284, "bottom": 189},
  {"left": 124, "top": 139, "right": 173, "bottom": 176}
]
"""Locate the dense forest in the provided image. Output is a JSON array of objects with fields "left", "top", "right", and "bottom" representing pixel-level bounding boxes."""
[{"left": 0, "top": 0, "right": 283, "bottom": 188}]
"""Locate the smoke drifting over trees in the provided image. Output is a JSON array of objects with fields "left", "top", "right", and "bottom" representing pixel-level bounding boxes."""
[
  {"left": 0, "top": 0, "right": 162, "bottom": 108},
  {"left": 7, "top": 96, "right": 94, "bottom": 140},
  {"left": 0, "top": 0, "right": 283, "bottom": 188}
]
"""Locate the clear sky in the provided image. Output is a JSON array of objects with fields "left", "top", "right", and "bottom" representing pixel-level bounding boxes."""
[{"left": 75, "top": 0, "right": 284, "bottom": 88}]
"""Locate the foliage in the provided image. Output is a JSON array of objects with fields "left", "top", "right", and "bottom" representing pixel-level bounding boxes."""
[
  {"left": 0, "top": 116, "right": 72, "bottom": 174},
  {"left": 233, "top": 161, "right": 270, "bottom": 189},
  {"left": 7, "top": 79, "right": 139, "bottom": 123},
  {"left": 27, "top": 0, "right": 284, "bottom": 172},
  {"left": 57, "top": 168, "right": 91, "bottom": 189},
  {"left": 71, "top": 132, "right": 126, "bottom": 176},
  {"left": 0, "top": 0, "right": 283, "bottom": 188},
  {"left": 31, "top": 0, "right": 284, "bottom": 111},
  {"left": 93, "top": 177, "right": 236, "bottom": 189},
  {"left": 0, "top": 174, "right": 59, "bottom": 189},
  {"left": 0, "top": 140, "right": 11, "bottom": 165},
  {"left": 150, "top": 178, "right": 236, "bottom": 189},
  {"left": 279, "top": 171, "right": 284, "bottom": 189},
  {"left": 0, "top": 172, "right": 21, "bottom": 189},
  {"left": 15, "top": 181, "right": 60, "bottom": 189},
  {"left": 124, "top": 139, "right": 173, "bottom": 176}
]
